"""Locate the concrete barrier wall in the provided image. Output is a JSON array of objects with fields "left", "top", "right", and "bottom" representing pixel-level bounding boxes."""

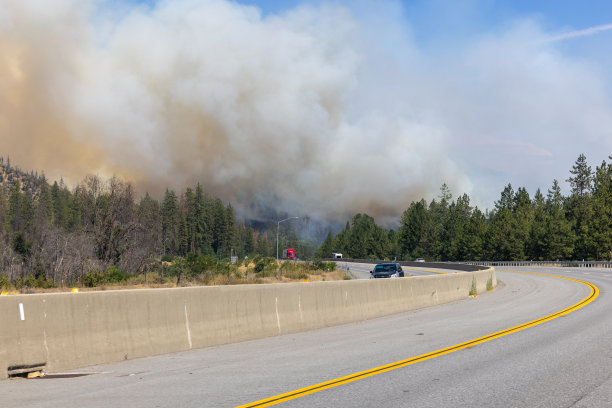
[{"left": 0, "top": 269, "right": 496, "bottom": 379}]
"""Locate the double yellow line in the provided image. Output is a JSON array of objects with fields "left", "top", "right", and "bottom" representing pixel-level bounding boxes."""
[{"left": 237, "top": 271, "right": 599, "bottom": 408}]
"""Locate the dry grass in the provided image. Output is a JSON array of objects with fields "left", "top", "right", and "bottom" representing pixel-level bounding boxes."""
[{"left": 1, "top": 263, "right": 350, "bottom": 294}]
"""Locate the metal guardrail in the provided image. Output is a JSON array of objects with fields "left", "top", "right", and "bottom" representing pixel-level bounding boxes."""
[
  {"left": 323, "top": 258, "right": 612, "bottom": 270},
  {"left": 322, "top": 259, "right": 488, "bottom": 272},
  {"left": 463, "top": 261, "right": 612, "bottom": 269}
]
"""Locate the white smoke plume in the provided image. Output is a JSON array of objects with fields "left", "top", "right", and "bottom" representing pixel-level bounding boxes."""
[{"left": 1, "top": 0, "right": 611, "bottom": 223}]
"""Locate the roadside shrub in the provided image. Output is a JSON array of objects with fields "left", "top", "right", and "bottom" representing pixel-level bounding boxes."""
[
  {"left": 105, "top": 265, "right": 127, "bottom": 283},
  {"left": 82, "top": 266, "right": 128, "bottom": 287},
  {"left": 313, "top": 261, "right": 336, "bottom": 272},
  {"left": 284, "top": 270, "right": 308, "bottom": 280},
  {"left": 254, "top": 261, "right": 265, "bottom": 273},
  {"left": 14, "top": 275, "right": 55, "bottom": 289},
  {"left": 0, "top": 275, "right": 12, "bottom": 290}
]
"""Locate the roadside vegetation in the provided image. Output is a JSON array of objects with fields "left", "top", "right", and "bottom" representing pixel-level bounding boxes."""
[{"left": 0, "top": 257, "right": 343, "bottom": 293}]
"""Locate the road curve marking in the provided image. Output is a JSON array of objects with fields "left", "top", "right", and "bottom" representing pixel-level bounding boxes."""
[{"left": 236, "top": 271, "right": 598, "bottom": 408}]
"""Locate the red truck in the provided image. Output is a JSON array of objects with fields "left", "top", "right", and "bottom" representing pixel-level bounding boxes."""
[{"left": 283, "top": 248, "right": 296, "bottom": 259}]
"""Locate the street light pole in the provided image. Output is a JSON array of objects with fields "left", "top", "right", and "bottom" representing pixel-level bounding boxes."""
[{"left": 276, "top": 217, "right": 299, "bottom": 261}]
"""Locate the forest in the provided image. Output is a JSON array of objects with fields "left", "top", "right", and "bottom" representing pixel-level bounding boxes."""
[
  {"left": 316, "top": 154, "right": 612, "bottom": 262},
  {"left": 0, "top": 156, "right": 311, "bottom": 289},
  {"left": 1, "top": 154, "right": 611, "bottom": 290}
]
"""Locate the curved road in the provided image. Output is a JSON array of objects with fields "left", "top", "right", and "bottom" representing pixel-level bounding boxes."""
[
  {"left": 342, "top": 262, "right": 452, "bottom": 279},
  {"left": 2, "top": 266, "right": 612, "bottom": 407}
]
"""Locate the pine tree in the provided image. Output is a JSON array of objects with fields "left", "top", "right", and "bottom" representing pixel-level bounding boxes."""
[
  {"left": 457, "top": 207, "right": 487, "bottom": 261},
  {"left": 545, "top": 180, "right": 574, "bottom": 260},
  {"left": 488, "top": 184, "right": 526, "bottom": 260},
  {"left": 194, "top": 184, "right": 210, "bottom": 252},
  {"left": 514, "top": 187, "right": 534, "bottom": 258},
  {"left": 225, "top": 203, "right": 238, "bottom": 257},
  {"left": 7, "top": 179, "right": 22, "bottom": 233},
  {"left": 211, "top": 199, "right": 227, "bottom": 256},
  {"left": 566, "top": 153, "right": 592, "bottom": 197},
  {"left": 35, "top": 177, "right": 53, "bottom": 225},
  {"left": 177, "top": 209, "right": 189, "bottom": 256},
  {"left": 399, "top": 199, "right": 430, "bottom": 260},
  {"left": 566, "top": 155, "right": 594, "bottom": 260},
  {"left": 331, "top": 222, "right": 351, "bottom": 257},
  {"left": 161, "top": 189, "right": 179, "bottom": 255},
  {"left": 315, "top": 232, "right": 334, "bottom": 258},
  {"left": 588, "top": 159, "right": 612, "bottom": 260},
  {"left": 527, "top": 189, "right": 547, "bottom": 260}
]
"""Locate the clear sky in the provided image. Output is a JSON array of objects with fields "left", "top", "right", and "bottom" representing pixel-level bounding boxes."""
[{"left": 2, "top": 0, "right": 611, "bottom": 221}]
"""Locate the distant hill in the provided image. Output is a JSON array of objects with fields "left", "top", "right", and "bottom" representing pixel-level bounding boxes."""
[{"left": 0, "top": 156, "right": 48, "bottom": 198}]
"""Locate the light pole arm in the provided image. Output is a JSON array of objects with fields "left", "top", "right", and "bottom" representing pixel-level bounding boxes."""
[{"left": 276, "top": 217, "right": 299, "bottom": 260}]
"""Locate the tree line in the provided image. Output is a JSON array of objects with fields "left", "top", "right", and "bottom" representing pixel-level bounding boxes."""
[
  {"left": 316, "top": 154, "right": 612, "bottom": 262},
  {"left": 0, "top": 157, "right": 306, "bottom": 288}
]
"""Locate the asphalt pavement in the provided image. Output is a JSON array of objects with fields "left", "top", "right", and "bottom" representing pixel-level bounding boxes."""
[{"left": 340, "top": 262, "right": 452, "bottom": 279}]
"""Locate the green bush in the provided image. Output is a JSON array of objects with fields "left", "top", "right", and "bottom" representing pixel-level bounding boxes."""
[
  {"left": 14, "top": 275, "right": 55, "bottom": 289},
  {"left": 82, "top": 271, "right": 105, "bottom": 287},
  {"left": 313, "top": 261, "right": 336, "bottom": 272},
  {"left": 105, "top": 266, "right": 127, "bottom": 283},
  {"left": 82, "top": 266, "right": 128, "bottom": 287},
  {"left": 0, "top": 275, "right": 13, "bottom": 290}
]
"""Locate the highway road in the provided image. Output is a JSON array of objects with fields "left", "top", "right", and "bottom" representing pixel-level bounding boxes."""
[
  {"left": 2, "top": 266, "right": 611, "bottom": 407},
  {"left": 341, "top": 262, "right": 451, "bottom": 279}
]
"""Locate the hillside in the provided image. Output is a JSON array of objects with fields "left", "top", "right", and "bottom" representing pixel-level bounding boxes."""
[{"left": 0, "top": 156, "right": 47, "bottom": 197}]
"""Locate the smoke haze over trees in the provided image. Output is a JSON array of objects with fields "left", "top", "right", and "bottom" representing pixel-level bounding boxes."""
[{"left": 316, "top": 154, "right": 612, "bottom": 262}]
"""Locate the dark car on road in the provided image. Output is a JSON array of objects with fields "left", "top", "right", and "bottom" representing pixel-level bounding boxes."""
[{"left": 370, "top": 262, "right": 405, "bottom": 278}]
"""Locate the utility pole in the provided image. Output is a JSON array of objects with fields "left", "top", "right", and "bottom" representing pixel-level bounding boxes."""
[{"left": 276, "top": 217, "right": 299, "bottom": 261}]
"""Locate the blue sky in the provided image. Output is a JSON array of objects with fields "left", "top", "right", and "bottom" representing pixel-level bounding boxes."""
[{"left": 236, "top": 0, "right": 612, "bottom": 30}]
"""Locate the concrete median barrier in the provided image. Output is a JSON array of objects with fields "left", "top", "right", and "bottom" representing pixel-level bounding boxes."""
[{"left": 0, "top": 268, "right": 496, "bottom": 379}]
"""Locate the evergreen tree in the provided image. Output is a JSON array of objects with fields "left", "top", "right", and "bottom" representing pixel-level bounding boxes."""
[
  {"left": 439, "top": 193, "right": 472, "bottom": 261},
  {"left": 225, "top": 203, "right": 238, "bottom": 257},
  {"left": 566, "top": 153, "right": 592, "bottom": 197},
  {"left": 331, "top": 221, "right": 351, "bottom": 257},
  {"left": 348, "top": 214, "right": 376, "bottom": 259},
  {"left": 399, "top": 200, "right": 430, "bottom": 260},
  {"left": 315, "top": 232, "right": 334, "bottom": 258},
  {"left": 566, "top": 155, "right": 594, "bottom": 260},
  {"left": 211, "top": 198, "right": 228, "bottom": 255},
  {"left": 194, "top": 184, "right": 210, "bottom": 252},
  {"left": 456, "top": 207, "right": 487, "bottom": 261},
  {"left": 35, "top": 177, "right": 53, "bottom": 225},
  {"left": 488, "top": 184, "right": 526, "bottom": 260},
  {"left": 514, "top": 187, "right": 534, "bottom": 258},
  {"left": 386, "top": 229, "right": 400, "bottom": 260},
  {"left": 545, "top": 180, "right": 574, "bottom": 260},
  {"left": 161, "top": 189, "right": 179, "bottom": 255},
  {"left": 527, "top": 189, "right": 547, "bottom": 260},
  {"left": 588, "top": 159, "right": 612, "bottom": 260},
  {"left": 7, "top": 179, "right": 22, "bottom": 233},
  {"left": 177, "top": 209, "right": 189, "bottom": 256}
]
